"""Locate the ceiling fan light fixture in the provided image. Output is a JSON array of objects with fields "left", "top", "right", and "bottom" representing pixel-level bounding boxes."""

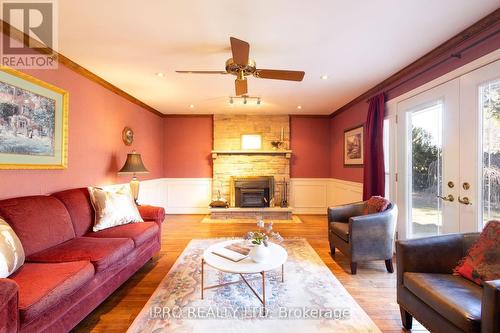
[
  {"left": 155, "top": 72, "right": 165, "bottom": 78},
  {"left": 189, "top": 104, "right": 195, "bottom": 109},
  {"left": 297, "top": 105, "right": 302, "bottom": 110},
  {"left": 320, "top": 74, "right": 328, "bottom": 80}
]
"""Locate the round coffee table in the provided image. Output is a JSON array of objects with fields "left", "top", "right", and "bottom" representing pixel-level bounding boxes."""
[{"left": 201, "top": 239, "right": 287, "bottom": 310}]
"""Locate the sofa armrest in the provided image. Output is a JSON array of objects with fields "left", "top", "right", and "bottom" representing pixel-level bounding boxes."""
[
  {"left": 138, "top": 205, "right": 165, "bottom": 226},
  {"left": 0, "top": 278, "right": 19, "bottom": 333},
  {"left": 396, "top": 233, "right": 468, "bottom": 286},
  {"left": 349, "top": 204, "right": 397, "bottom": 261},
  {"left": 482, "top": 279, "right": 500, "bottom": 333},
  {"left": 327, "top": 202, "right": 365, "bottom": 223}
]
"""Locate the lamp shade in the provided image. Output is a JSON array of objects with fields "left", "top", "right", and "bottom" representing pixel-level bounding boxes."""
[{"left": 118, "top": 151, "right": 149, "bottom": 174}]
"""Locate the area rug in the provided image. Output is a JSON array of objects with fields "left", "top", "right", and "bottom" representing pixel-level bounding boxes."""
[
  {"left": 201, "top": 215, "right": 302, "bottom": 224},
  {"left": 128, "top": 238, "right": 380, "bottom": 333}
]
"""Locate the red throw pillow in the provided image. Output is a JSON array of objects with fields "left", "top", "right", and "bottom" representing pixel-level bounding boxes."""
[
  {"left": 363, "top": 196, "right": 390, "bottom": 215},
  {"left": 454, "top": 220, "right": 500, "bottom": 285}
]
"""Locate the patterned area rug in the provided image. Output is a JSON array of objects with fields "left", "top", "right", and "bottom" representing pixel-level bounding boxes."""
[
  {"left": 201, "top": 215, "right": 302, "bottom": 224},
  {"left": 128, "top": 238, "right": 380, "bottom": 333}
]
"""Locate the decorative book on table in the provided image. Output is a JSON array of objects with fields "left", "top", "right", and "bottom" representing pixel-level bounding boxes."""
[{"left": 212, "top": 242, "right": 251, "bottom": 262}]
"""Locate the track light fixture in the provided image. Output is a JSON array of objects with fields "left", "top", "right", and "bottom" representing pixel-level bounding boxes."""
[{"left": 228, "top": 95, "right": 261, "bottom": 105}]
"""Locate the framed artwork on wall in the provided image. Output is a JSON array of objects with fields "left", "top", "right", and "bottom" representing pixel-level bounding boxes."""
[
  {"left": 344, "top": 124, "right": 364, "bottom": 166},
  {"left": 0, "top": 67, "right": 68, "bottom": 169}
]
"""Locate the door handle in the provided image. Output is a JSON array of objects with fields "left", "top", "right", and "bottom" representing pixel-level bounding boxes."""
[
  {"left": 458, "top": 196, "right": 472, "bottom": 205},
  {"left": 436, "top": 194, "right": 454, "bottom": 202}
]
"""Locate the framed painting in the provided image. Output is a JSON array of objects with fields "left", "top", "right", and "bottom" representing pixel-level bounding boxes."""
[
  {"left": 344, "top": 124, "right": 364, "bottom": 166},
  {"left": 0, "top": 67, "right": 68, "bottom": 169}
]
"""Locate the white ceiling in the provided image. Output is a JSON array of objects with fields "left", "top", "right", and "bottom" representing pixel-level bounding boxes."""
[{"left": 57, "top": 0, "right": 498, "bottom": 115}]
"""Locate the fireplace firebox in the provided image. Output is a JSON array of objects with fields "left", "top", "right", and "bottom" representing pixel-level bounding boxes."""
[{"left": 231, "top": 176, "right": 274, "bottom": 208}]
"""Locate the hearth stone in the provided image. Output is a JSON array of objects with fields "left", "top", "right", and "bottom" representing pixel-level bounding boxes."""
[{"left": 209, "top": 207, "right": 293, "bottom": 220}]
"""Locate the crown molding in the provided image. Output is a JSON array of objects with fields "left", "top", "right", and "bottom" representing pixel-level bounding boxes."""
[
  {"left": 0, "top": 20, "right": 163, "bottom": 117},
  {"left": 330, "top": 8, "right": 500, "bottom": 118}
]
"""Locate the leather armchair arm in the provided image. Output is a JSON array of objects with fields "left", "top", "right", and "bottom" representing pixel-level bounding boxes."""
[
  {"left": 349, "top": 204, "right": 397, "bottom": 261},
  {"left": 138, "top": 205, "right": 165, "bottom": 226},
  {"left": 396, "top": 233, "right": 467, "bottom": 286},
  {"left": 0, "top": 278, "right": 19, "bottom": 333},
  {"left": 482, "top": 279, "right": 500, "bottom": 333},
  {"left": 327, "top": 202, "right": 365, "bottom": 223}
]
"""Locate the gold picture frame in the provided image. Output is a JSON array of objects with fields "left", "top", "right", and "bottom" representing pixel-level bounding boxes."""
[{"left": 0, "top": 67, "right": 68, "bottom": 169}]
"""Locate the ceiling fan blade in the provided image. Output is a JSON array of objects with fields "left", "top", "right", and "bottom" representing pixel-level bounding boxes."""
[
  {"left": 230, "top": 37, "right": 250, "bottom": 65},
  {"left": 175, "top": 70, "right": 228, "bottom": 74},
  {"left": 235, "top": 79, "right": 248, "bottom": 96},
  {"left": 255, "top": 69, "right": 305, "bottom": 81}
]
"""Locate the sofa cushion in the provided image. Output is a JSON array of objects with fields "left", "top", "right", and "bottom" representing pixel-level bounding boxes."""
[
  {"left": 52, "top": 188, "right": 95, "bottom": 237},
  {"left": 27, "top": 237, "right": 134, "bottom": 272},
  {"left": 0, "top": 196, "right": 76, "bottom": 256},
  {"left": 9, "top": 261, "right": 94, "bottom": 323},
  {"left": 330, "top": 222, "right": 349, "bottom": 242},
  {"left": 0, "top": 218, "right": 25, "bottom": 278},
  {"left": 404, "top": 272, "right": 482, "bottom": 332},
  {"left": 85, "top": 222, "right": 159, "bottom": 247},
  {"left": 363, "top": 196, "right": 390, "bottom": 215},
  {"left": 454, "top": 220, "right": 500, "bottom": 285}
]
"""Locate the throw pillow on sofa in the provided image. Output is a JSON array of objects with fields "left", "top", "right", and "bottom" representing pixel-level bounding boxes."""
[
  {"left": 88, "top": 186, "right": 143, "bottom": 232},
  {"left": 454, "top": 220, "right": 500, "bottom": 285},
  {"left": 363, "top": 196, "right": 390, "bottom": 215},
  {"left": 0, "top": 217, "right": 25, "bottom": 278}
]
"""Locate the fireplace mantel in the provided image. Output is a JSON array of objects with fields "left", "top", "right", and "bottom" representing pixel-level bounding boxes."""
[{"left": 211, "top": 150, "right": 292, "bottom": 159}]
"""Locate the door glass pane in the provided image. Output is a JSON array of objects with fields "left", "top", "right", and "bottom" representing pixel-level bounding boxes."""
[
  {"left": 409, "top": 102, "right": 443, "bottom": 238},
  {"left": 480, "top": 78, "right": 500, "bottom": 227},
  {"left": 383, "top": 118, "right": 390, "bottom": 198}
]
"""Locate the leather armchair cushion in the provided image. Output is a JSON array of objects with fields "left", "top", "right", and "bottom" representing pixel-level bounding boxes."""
[
  {"left": 330, "top": 222, "right": 349, "bottom": 242},
  {"left": 404, "top": 272, "right": 482, "bottom": 332}
]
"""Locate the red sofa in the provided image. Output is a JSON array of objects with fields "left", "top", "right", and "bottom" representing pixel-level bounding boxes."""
[{"left": 0, "top": 188, "right": 165, "bottom": 333}]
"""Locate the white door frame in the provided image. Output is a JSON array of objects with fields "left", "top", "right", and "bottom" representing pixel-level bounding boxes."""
[{"left": 386, "top": 49, "right": 500, "bottom": 240}]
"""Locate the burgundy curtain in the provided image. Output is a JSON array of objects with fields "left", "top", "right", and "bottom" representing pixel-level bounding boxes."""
[{"left": 363, "top": 93, "right": 386, "bottom": 200}]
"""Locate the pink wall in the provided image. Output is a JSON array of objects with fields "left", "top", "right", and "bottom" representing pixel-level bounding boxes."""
[
  {"left": 290, "top": 116, "right": 331, "bottom": 178},
  {"left": 329, "top": 20, "right": 500, "bottom": 183},
  {"left": 0, "top": 65, "right": 164, "bottom": 200},
  {"left": 163, "top": 116, "right": 213, "bottom": 178},
  {"left": 329, "top": 103, "right": 367, "bottom": 183}
]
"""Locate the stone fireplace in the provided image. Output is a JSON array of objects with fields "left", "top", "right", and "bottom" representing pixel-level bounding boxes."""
[{"left": 211, "top": 114, "right": 291, "bottom": 213}]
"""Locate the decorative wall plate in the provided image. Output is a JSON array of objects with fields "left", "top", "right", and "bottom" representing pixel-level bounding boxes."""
[{"left": 122, "top": 127, "right": 134, "bottom": 146}]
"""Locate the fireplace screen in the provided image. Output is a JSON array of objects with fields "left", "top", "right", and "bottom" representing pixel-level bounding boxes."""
[{"left": 231, "top": 176, "right": 274, "bottom": 208}]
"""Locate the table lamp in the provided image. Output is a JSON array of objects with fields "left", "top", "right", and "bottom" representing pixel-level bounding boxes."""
[{"left": 118, "top": 151, "right": 149, "bottom": 204}]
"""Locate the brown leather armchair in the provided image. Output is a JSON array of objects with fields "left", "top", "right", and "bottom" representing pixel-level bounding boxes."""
[
  {"left": 327, "top": 201, "right": 397, "bottom": 274},
  {"left": 397, "top": 233, "right": 500, "bottom": 333}
]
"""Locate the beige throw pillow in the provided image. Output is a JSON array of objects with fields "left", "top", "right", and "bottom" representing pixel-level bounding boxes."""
[
  {"left": 0, "top": 217, "right": 25, "bottom": 278},
  {"left": 88, "top": 186, "right": 144, "bottom": 232}
]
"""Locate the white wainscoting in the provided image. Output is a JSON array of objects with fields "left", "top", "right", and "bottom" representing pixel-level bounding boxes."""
[
  {"left": 138, "top": 178, "right": 212, "bottom": 214},
  {"left": 135, "top": 177, "right": 361, "bottom": 215},
  {"left": 290, "top": 178, "right": 363, "bottom": 214}
]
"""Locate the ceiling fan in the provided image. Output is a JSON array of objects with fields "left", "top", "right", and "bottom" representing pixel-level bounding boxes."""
[{"left": 175, "top": 37, "right": 305, "bottom": 96}]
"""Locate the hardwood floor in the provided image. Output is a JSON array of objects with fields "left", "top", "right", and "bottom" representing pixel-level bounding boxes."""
[{"left": 73, "top": 215, "right": 428, "bottom": 332}]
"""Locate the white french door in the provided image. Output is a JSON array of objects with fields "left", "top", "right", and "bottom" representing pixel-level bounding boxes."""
[{"left": 397, "top": 59, "right": 500, "bottom": 239}]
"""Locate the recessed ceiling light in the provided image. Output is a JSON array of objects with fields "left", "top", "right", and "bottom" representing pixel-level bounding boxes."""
[
  {"left": 155, "top": 72, "right": 165, "bottom": 77},
  {"left": 320, "top": 74, "right": 328, "bottom": 80},
  {"left": 296, "top": 105, "right": 302, "bottom": 110},
  {"left": 189, "top": 104, "right": 195, "bottom": 109}
]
